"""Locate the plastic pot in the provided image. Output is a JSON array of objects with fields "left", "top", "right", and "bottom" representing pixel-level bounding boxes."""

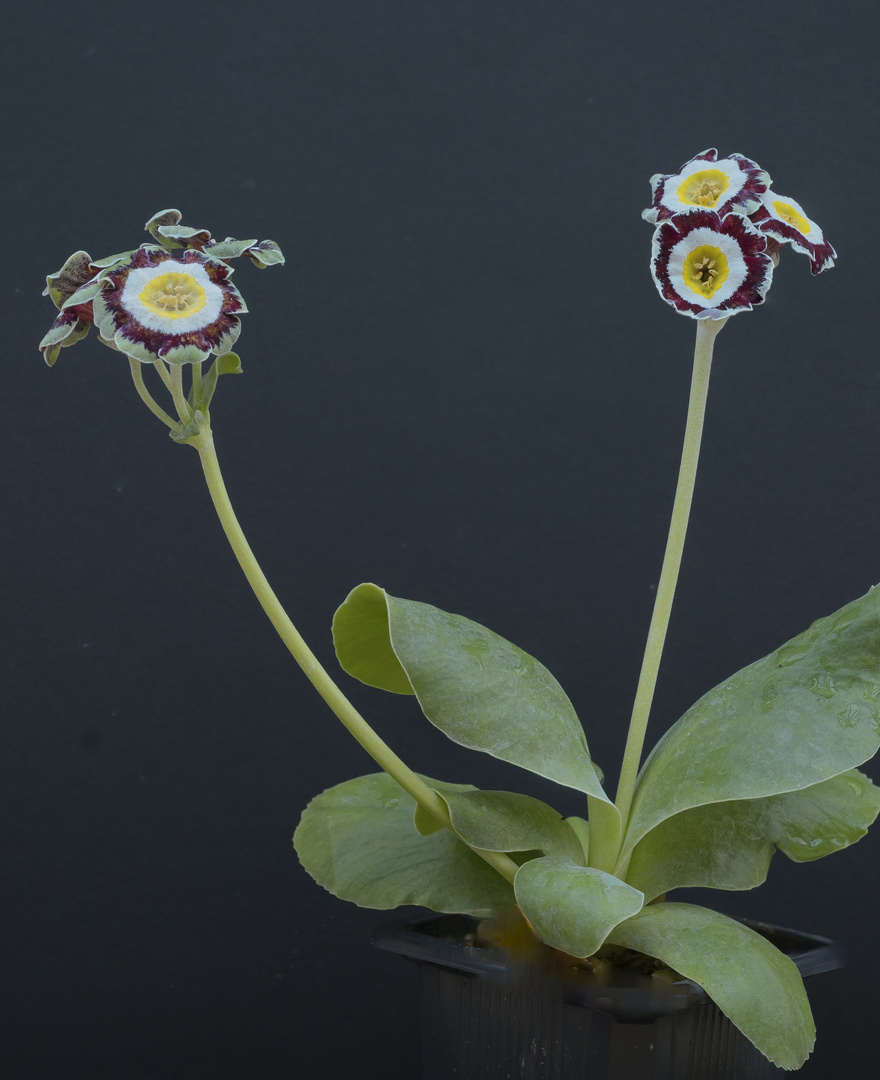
[{"left": 372, "top": 912, "right": 840, "bottom": 1080}]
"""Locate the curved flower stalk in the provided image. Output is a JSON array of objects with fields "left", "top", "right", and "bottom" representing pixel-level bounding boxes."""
[{"left": 39, "top": 211, "right": 522, "bottom": 890}]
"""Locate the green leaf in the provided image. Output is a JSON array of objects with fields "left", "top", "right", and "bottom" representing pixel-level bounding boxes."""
[
  {"left": 191, "top": 353, "right": 243, "bottom": 413},
  {"left": 605, "top": 903, "right": 815, "bottom": 1070},
  {"left": 439, "top": 789, "right": 585, "bottom": 864},
  {"left": 625, "top": 586, "right": 880, "bottom": 855},
  {"left": 626, "top": 768, "right": 880, "bottom": 901},
  {"left": 333, "top": 584, "right": 613, "bottom": 805},
  {"left": 514, "top": 857, "right": 643, "bottom": 957},
  {"left": 293, "top": 772, "right": 514, "bottom": 916},
  {"left": 413, "top": 802, "right": 446, "bottom": 836},
  {"left": 412, "top": 779, "right": 478, "bottom": 837},
  {"left": 332, "top": 584, "right": 413, "bottom": 694},
  {"left": 565, "top": 815, "right": 590, "bottom": 863}
]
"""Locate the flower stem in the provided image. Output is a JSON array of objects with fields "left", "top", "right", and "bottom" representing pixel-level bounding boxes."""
[
  {"left": 168, "top": 364, "right": 192, "bottom": 424},
  {"left": 191, "top": 360, "right": 203, "bottom": 404},
  {"left": 128, "top": 358, "right": 181, "bottom": 432},
  {"left": 188, "top": 417, "right": 519, "bottom": 885},
  {"left": 152, "top": 359, "right": 173, "bottom": 392},
  {"left": 614, "top": 317, "right": 727, "bottom": 834}
]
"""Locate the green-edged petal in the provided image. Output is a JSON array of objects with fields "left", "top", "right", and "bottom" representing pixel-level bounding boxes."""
[
  {"left": 39, "top": 311, "right": 91, "bottom": 365},
  {"left": 144, "top": 209, "right": 183, "bottom": 244},
  {"left": 60, "top": 277, "right": 105, "bottom": 310},
  {"left": 243, "top": 239, "right": 285, "bottom": 268},
  {"left": 43, "top": 250, "right": 94, "bottom": 309},
  {"left": 156, "top": 223, "right": 214, "bottom": 250},
  {"left": 89, "top": 248, "right": 145, "bottom": 269},
  {"left": 205, "top": 238, "right": 260, "bottom": 261}
]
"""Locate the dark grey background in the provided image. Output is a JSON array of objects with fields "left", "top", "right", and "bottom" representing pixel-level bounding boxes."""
[{"left": 4, "top": 1, "right": 878, "bottom": 1076}]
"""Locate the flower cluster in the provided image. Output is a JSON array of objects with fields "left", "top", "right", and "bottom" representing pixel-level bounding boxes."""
[
  {"left": 644, "top": 149, "right": 836, "bottom": 319},
  {"left": 40, "top": 211, "right": 284, "bottom": 366}
]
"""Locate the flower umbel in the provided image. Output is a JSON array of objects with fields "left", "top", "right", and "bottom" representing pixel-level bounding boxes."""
[
  {"left": 40, "top": 211, "right": 284, "bottom": 366},
  {"left": 650, "top": 209, "right": 773, "bottom": 319},
  {"left": 645, "top": 151, "right": 836, "bottom": 318}
]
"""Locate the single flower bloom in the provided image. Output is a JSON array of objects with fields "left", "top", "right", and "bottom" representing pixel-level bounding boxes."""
[
  {"left": 642, "top": 149, "right": 770, "bottom": 225},
  {"left": 650, "top": 209, "right": 774, "bottom": 319},
  {"left": 92, "top": 245, "right": 247, "bottom": 365},
  {"left": 751, "top": 193, "right": 836, "bottom": 275}
]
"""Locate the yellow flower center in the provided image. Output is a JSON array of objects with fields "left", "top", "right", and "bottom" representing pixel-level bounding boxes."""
[
  {"left": 139, "top": 271, "right": 207, "bottom": 319},
  {"left": 683, "top": 245, "right": 730, "bottom": 298},
  {"left": 677, "top": 169, "right": 730, "bottom": 208},
  {"left": 771, "top": 200, "right": 811, "bottom": 235}
]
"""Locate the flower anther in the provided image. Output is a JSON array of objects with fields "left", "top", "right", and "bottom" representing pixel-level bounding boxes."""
[{"left": 137, "top": 271, "right": 208, "bottom": 318}]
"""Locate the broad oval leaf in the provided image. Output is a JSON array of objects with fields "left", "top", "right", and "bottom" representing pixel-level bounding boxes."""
[
  {"left": 294, "top": 772, "right": 514, "bottom": 916},
  {"left": 440, "top": 789, "right": 585, "bottom": 865},
  {"left": 333, "top": 584, "right": 612, "bottom": 805},
  {"left": 333, "top": 584, "right": 414, "bottom": 694},
  {"left": 625, "top": 585, "right": 880, "bottom": 854},
  {"left": 626, "top": 768, "right": 880, "bottom": 901},
  {"left": 514, "top": 857, "right": 644, "bottom": 957},
  {"left": 606, "top": 903, "right": 814, "bottom": 1070}
]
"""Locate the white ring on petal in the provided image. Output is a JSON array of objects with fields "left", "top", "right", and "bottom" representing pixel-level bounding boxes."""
[
  {"left": 761, "top": 193, "right": 824, "bottom": 243},
  {"left": 120, "top": 259, "right": 225, "bottom": 333},
  {"left": 659, "top": 158, "right": 750, "bottom": 216},
  {"left": 667, "top": 226, "right": 749, "bottom": 309}
]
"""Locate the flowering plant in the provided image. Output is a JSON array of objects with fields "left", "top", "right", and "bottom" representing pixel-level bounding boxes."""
[{"left": 41, "top": 158, "right": 877, "bottom": 1072}]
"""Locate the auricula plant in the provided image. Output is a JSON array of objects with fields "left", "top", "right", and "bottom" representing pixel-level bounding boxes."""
[{"left": 42, "top": 158, "right": 878, "bottom": 1071}]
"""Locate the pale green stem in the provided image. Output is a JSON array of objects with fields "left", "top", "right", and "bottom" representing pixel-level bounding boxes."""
[
  {"left": 191, "top": 360, "right": 203, "bottom": 403},
  {"left": 152, "top": 359, "right": 173, "bottom": 391},
  {"left": 128, "top": 358, "right": 181, "bottom": 432},
  {"left": 188, "top": 417, "right": 519, "bottom": 885},
  {"left": 168, "top": 364, "right": 192, "bottom": 424},
  {"left": 614, "top": 317, "right": 727, "bottom": 835}
]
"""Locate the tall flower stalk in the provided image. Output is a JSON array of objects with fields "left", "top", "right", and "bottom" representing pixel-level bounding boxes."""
[
  {"left": 186, "top": 407, "right": 520, "bottom": 884},
  {"left": 614, "top": 316, "right": 725, "bottom": 833}
]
